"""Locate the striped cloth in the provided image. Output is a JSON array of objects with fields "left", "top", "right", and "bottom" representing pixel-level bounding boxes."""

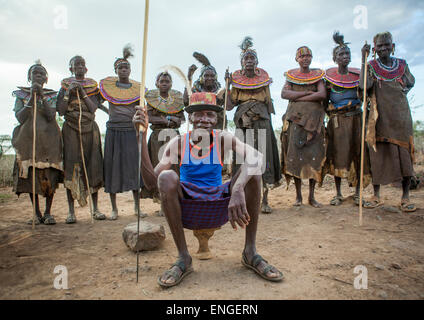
[{"left": 180, "top": 181, "right": 231, "bottom": 230}]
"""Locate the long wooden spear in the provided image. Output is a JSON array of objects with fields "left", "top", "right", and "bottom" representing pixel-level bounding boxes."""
[
  {"left": 136, "top": 0, "right": 150, "bottom": 284},
  {"left": 359, "top": 42, "right": 369, "bottom": 227},
  {"left": 31, "top": 93, "right": 37, "bottom": 230},
  {"left": 77, "top": 90, "right": 95, "bottom": 223}
]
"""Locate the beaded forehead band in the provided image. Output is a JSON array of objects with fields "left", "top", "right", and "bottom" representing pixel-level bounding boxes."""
[{"left": 296, "top": 46, "right": 313, "bottom": 60}]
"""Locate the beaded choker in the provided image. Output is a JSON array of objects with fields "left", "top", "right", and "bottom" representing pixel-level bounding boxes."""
[
  {"left": 145, "top": 89, "right": 184, "bottom": 114},
  {"left": 61, "top": 77, "right": 99, "bottom": 96},
  {"left": 325, "top": 68, "right": 360, "bottom": 89},
  {"left": 232, "top": 68, "right": 273, "bottom": 90},
  {"left": 368, "top": 58, "right": 406, "bottom": 81},
  {"left": 99, "top": 77, "right": 141, "bottom": 105},
  {"left": 285, "top": 68, "right": 324, "bottom": 85}
]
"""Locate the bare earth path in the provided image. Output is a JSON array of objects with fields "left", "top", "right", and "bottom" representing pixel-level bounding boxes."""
[{"left": 1, "top": 172, "right": 423, "bottom": 300}]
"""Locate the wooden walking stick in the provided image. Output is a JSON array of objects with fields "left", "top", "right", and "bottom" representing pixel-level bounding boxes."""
[
  {"left": 31, "top": 93, "right": 37, "bottom": 230},
  {"left": 77, "top": 90, "right": 95, "bottom": 224},
  {"left": 222, "top": 67, "right": 230, "bottom": 131},
  {"left": 359, "top": 42, "right": 369, "bottom": 227},
  {"left": 136, "top": 0, "right": 150, "bottom": 284}
]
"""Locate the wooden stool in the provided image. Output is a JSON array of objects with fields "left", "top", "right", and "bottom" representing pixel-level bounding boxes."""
[{"left": 193, "top": 228, "right": 219, "bottom": 260}]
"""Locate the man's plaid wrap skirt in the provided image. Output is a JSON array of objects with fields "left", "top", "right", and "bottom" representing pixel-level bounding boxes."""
[{"left": 180, "top": 181, "right": 231, "bottom": 230}]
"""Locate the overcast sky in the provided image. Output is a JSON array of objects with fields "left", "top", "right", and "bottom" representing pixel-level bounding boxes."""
[{"left": 1, "top": 0, "right": 424, "bottom": 138}]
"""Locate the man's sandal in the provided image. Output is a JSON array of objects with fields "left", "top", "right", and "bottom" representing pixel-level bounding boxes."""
[
  {"left": 241, "top": 252, "right": 283, "bottom": 282},
  {"left": 157, "top": 259, "right": 194, "bottom": 288},
  {"left": 400, "top": 201, "right": 417, "bottom": 213}
]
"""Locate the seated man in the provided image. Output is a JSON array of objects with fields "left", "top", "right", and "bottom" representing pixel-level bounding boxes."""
[{"left": 133, "top": 92, "right": 283, "bottom": 288}]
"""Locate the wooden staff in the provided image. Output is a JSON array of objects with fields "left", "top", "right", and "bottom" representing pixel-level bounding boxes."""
[
  {"left": 136, "top": 0, "right": 150, "bottom": 284},
  {"left": 222, "top": 67, "right": 230, "bottom": 131},
  {"left": 359, "top": 43, "right": 369, "bottom": 227},
  {"left": 77, "top": 90, "right": 94, "bottom": 223},
  {"left": 31, "top": 93, "right": 37, "bottom": 230}
]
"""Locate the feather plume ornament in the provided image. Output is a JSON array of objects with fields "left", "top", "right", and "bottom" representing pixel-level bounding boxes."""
[
  {"left": 239, "top": 36, "right": 254, "bottom": 52},
  {"left": 34, "top": 59, "right": 42, "bottom": 66},
  {"left": 193, "top": 52, "right": 211, "bottom": 67},
  {"left": 123, "top": 44, "right": 134, "bottom": 60},
  {"left": 160, "top": 65, "right": 192, "bottom": 96},
  {"left": 333, "top": 31, "right": 350, "bottom": 47}
]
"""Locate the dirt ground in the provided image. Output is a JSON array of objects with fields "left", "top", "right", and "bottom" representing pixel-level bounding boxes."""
[{"left": 1, "top": 169, "right": 423, "bottom": 300}]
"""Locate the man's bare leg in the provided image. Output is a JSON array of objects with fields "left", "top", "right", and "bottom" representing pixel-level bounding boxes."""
[
  {"left": 157, "top": 170, "right": 192, "bottom": 286},
  {"left": 240, "top": 174, "right": 283, "bottom": 280}
]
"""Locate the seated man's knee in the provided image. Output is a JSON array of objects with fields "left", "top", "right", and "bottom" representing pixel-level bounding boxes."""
[{"left": 158, "top": 170, "right": 179, "bottom": 194}]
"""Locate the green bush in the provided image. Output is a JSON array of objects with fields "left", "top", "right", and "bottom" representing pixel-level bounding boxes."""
[{"left": 0, "top": 155, "right": 14, "bottom": 187}]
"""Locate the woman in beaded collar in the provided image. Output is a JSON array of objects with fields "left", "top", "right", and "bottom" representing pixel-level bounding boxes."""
[
  {"left": 225, "top": 37, "right": 282, "bottom": 214},
  {"left": 360, "top": 32, "right": 416, "bottom": 212},
  {"left": 100, "top": 45, "right": 147, "bottom": 220},
  {"left": 323, "top": 32, "right": 367, "bottom": 207},
  {"left": 281, "top": 46, "right": 327, "bottom": 208},
  {"left": 12, "top": 62, "right": 63, "bottom": 225},
  {"left": 57, "top": 55, "right": 106, "bottom": 223}
]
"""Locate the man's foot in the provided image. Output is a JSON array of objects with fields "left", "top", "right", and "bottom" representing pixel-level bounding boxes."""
[
  {"left": 241, "top": 251, "right": 283, "bottom": 282},
  {"left": 400, "top": 199, "right": 417, "bottom": 213},
  {"left": 66, "top": 213, "right": 77, "bottom": 224},
  {"left": 363, "top": 196, "right": 383, "bottom": 209},
  {"left": 110, "top": 210, "right": 118, "bottom": 221},
  {"left": 330, "top": 195, "right": 343, "bottom": 206},
  {"left": 93, "top": 210, "right": 106, "bottom": 221},
  {"left": 261, "top": 203, "right": 272, "bottom": 214},
  {"left": 157, "top": 257, "right": 193, "bottom": 288},
  {"left": 43, "top": 214, "right": 56, "bottom": 225},
  {"left": 309, "top": 198, "right": 323, "bottom": 208}
]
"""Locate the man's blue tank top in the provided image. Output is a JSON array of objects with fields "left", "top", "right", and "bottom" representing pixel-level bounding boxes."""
[{"left": 180, "top": 130, "right": 223, "bottom": 187}]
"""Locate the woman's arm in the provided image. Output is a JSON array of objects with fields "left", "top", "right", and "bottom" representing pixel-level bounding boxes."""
[
  {"left": 294, "top": 80, "right": 327, "bottom": 102},
  {"left": 281, "top": 81, "right": 312, "bottom": 100},
  {"left": 56, "top": 87, "right": 68, "bottom": 116}
]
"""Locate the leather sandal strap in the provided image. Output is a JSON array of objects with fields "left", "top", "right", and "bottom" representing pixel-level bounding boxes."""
[
  {"left": 251, "top": 254, "right": 268, "bottom": 268},
  {"left": 172, "top": 259, "right": 187, "bottom": 273}
]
